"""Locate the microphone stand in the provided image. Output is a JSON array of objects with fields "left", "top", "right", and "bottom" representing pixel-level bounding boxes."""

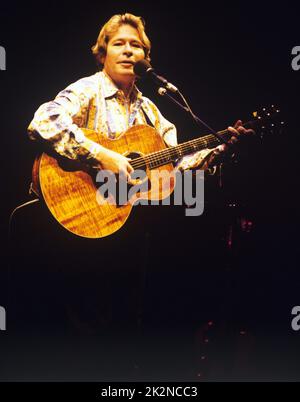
[
  {"left": 158, "top": 86, "right": 247, "bottom": 280},
  {"left": 157, "top": 87, "right": 244, "bottom": 345},
  {"left": 157, "top": 87, "right": 232, "bottom": 148},
  {"left": 157, "top": 87, "right": 189, "bottom": 112}
]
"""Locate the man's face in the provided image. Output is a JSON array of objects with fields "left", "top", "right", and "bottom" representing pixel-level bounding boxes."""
[{"left": 102, "top": 24, "right": 145, "bottom": 89}]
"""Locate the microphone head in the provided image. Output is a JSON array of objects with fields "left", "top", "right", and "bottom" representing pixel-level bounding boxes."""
[{"left": 134, "top": 59, "right": 153, "bottom": 78}]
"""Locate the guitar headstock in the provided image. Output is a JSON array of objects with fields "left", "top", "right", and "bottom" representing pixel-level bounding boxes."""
[{"left": 248, "top": 105, "right": 285, "bottom": 139}]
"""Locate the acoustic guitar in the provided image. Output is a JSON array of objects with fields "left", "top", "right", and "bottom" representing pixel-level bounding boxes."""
[{"left": 31, "top": 107, "right": 280, "bottom": 238}]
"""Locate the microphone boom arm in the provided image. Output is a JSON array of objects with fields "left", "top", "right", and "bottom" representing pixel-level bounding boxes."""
[{"left": 158, "top": 87, "right": 231, "bottom": 147}]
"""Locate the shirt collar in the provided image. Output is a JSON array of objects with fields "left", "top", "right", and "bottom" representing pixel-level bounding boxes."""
[{"left": 100, "top": 70, "right": 143, "bottom": 102}]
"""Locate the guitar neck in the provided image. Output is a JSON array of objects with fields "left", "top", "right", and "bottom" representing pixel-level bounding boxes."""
[{"left": 130, "top": 119, "right": 257, "bottom": 170}]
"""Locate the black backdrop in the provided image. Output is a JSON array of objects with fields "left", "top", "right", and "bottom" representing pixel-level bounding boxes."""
[{"left": 0, "top": 0, "right": 300, "bottom": 381}]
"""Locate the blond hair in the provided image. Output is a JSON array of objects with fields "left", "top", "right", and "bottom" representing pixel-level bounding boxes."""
[{"left": 91, "top": 13, "right": 151, "bottom": 67}]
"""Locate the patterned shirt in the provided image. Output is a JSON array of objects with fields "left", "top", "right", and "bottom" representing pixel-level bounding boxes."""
[{"left": 28, "top": 70, "right": 211, "bottom": 169}]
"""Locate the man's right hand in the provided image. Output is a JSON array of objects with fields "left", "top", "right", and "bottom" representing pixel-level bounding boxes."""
[{"left": 94, "top": 146, "right": 134, "bottom": 183}]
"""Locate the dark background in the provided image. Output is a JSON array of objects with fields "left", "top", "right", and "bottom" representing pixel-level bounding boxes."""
[{"left": 0, "top": 0, "right": 300, "bottom": 380}]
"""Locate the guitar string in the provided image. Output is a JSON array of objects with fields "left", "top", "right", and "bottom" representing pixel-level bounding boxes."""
[
  {"left": 128, "top": 116, "right": 268, "bottom": 170},
  {"left": 131, "top": 134, "right": 223, "bottom": 166},
  {"left": 130, "top": 121, "right": 252, "bottom": 169},
  {"left": 129, "top": 131, "right": 229, "bottom": 170},
  {"left": 94, "top": 115, "right": 270, "bottom": 171},
  {"left": 130, "top": 135, "right": 224, "bottom": 169}
]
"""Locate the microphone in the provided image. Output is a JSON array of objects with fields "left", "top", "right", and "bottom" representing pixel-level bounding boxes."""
[{"left": 134, "top": 59, "right": 178, "bottom": 93}]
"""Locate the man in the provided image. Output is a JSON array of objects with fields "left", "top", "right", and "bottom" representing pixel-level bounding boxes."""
[
  {"left": 16, "top": 13, "right": 252, "bottom": 380},
  {"left": 28, "top": 13, "right": 250, "bottom": 178}
]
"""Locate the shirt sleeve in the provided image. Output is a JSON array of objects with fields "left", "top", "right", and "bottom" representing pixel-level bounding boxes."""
[{"left": 27, "top": 77, "right": 102, "bottom": 166}]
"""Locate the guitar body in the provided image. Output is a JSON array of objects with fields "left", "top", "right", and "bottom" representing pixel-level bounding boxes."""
[{"left": 32, "top": 125, "right": 175, "bottom": 238}]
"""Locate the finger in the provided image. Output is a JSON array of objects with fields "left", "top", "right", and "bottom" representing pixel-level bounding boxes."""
[
  {"left": 236, "top": 126, "right": 247, "bottom": 135},
  {"left": 228, "top": 126, "right": 239, "bottom": 136},
  {"left": 119, "top": 168, "right": 129, "bottom": 182},
  {"left": 216, "top": 144, "right": 227, "bottom": 153},
  {"left": 237, "top": 126, "right": 255, "bottom": 138},
  {"left": 128, "top": 177, "right": 143, "bottom": 186},
  {"left": 127, "top": 171, "right": 142, "bottom": 185},
  {"left": 127, "top": 162, "right": 134, "bottom": 174},
  {"left": 123, "top": 166, "right": 134, "bottom": 184},
  {"left": 244, "top": 128, "right": 255, "bottom": 136},
  {"left": 129, "top": 178, "right": 143, "bottom": 186},
  {"left": 234, "top": 120, "right": 243, "bottom": 129}
]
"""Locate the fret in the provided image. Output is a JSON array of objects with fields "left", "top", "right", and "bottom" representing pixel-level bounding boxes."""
[
  {"left": 130, "top": 109, "right": 271, "bottom": 170},
  {"left": 130, "top": 130, "right": 231, "bottom": 170},
  {"left": 164, "top": 133, "right": 225, "bottom": 167}
]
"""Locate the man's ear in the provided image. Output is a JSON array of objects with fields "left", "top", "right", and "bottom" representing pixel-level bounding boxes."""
[{"left": 99, "top": 53, "right": 105, "bottom": 66}]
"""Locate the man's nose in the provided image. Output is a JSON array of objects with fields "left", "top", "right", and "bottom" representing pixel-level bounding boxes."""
[{"left": 123, "top": 42, "right": 133, "bottom": 55}]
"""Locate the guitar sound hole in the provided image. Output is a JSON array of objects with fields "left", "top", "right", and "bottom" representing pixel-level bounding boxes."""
[{"left": 126, "top": 152, "right": 147, "bottom": 172}]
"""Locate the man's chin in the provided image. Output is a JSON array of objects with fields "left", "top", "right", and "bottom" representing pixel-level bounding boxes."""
[
  {"left": 118, "top": 67, "right": 134, "bottom": 75},
  {"left": 117, "top": 70, "right": 135, "bottom": 80}
]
